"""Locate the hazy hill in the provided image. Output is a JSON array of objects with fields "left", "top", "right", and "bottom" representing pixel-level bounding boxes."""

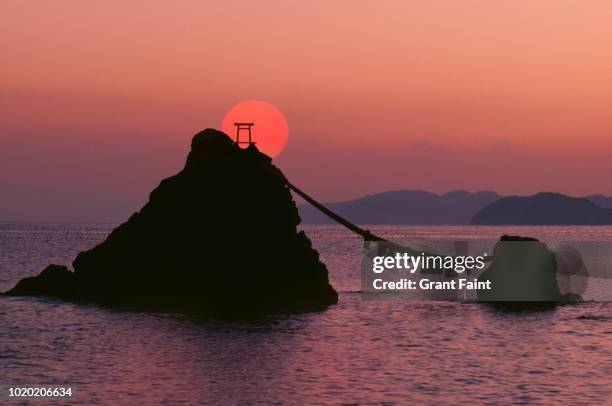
[
  {"left": 298, "top": 190, "right": 500, "bottom": 225},
  {"left": 585, "top": 194, "right": 612, "bottom": 209},
  {"left": 471, "top": 192, "right": 612, "bottom": 225}
]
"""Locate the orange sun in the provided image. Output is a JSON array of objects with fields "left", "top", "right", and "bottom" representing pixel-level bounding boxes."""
[{"left": 221, "top": 100, "right": 289, "bottom": 158}]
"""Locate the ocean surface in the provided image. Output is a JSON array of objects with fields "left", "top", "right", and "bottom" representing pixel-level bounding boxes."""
[{"left": 1, "top": 223, "right": 612, "bottom": 405}]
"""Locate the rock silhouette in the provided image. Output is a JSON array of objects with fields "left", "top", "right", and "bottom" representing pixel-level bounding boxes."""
[
  {"left": 5, "top": 129, "right": 338, "bottom": 313},
  {"left": 477, "top": 235, "right": 581, "bottom": 304}
]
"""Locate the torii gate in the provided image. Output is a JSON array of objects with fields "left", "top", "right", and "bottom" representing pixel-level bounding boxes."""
[{"left": 234, "top": 122, "right": 256, "bottom": 147}]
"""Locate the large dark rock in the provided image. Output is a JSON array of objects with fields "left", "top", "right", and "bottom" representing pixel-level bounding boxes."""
[{"left": 5, "top": 129, "right": 338, "bottom": 313}]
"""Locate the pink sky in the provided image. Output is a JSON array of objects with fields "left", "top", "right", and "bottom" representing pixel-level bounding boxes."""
[{"left": 1, "top": 1, "right": 611, "bottom": 221}]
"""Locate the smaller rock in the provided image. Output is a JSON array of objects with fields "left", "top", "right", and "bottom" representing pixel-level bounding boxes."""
[
  {"left": 6, "top": 265, "right": 75, "bottom": 298},
  {"left": 477, "top": 235, "right": 581, "bottom": 305}
]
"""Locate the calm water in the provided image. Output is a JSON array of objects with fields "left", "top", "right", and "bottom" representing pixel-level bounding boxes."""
[{"left": 1, "top": 224, "right": 612, "bottom": 405}]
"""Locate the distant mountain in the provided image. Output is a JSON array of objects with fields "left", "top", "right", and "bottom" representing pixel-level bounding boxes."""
[
  {"left": 298, "top": 190, "right": 500, "bottom": 225},
  {"left": 471, "top": 192, "right": 612, "bottom": 225},
  {"left": 585, "top": 194, "right": 612, "bottom": 209}
]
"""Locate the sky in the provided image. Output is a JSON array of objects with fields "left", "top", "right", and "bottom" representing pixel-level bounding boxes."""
[{"left": 1, "top": 0, "right": 611, "bottom": 222}]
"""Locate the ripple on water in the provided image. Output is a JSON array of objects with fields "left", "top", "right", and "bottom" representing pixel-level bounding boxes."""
[{"left": 1, "top": 224, "right": 612, "bottom": 404}]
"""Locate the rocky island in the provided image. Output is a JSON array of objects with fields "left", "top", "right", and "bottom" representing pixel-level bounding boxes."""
[
  {"left": 5, "top": 129, "right": 338, "bottom": 314},
  {"left": 477, "top": 235, "right": 582, "bottom": 304}
]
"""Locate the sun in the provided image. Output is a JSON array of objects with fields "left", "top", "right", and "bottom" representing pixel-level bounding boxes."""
[{"left": 221, "top": 100, "right": 289, "bottom": 158}]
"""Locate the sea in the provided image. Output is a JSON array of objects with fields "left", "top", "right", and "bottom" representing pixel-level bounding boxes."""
[{"left": 1, "top": 223, "right": 612, "bottom": 405}]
